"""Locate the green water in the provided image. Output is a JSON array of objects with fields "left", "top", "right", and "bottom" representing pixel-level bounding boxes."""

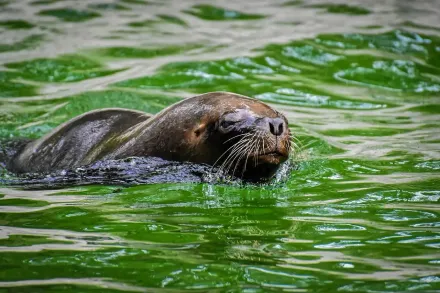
[{"left": 1, "top": 0, "right": 440, "bottom": 292}]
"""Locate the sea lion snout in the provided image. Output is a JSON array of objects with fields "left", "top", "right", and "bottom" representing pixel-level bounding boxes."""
[
  {"left": 211, "top": 104, "right": 291, "bottom": 180},
  {"left": 255, "top": 116, "right": 286, "bottom": 137},
  {"left": 253, "top": 116, "right": 290, "bottom": 161}
]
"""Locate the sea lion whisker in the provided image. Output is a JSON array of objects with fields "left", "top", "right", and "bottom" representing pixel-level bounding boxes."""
[
  {"left": 224, "top": 131, "right": 257, "bottom": 176},
  {"left": 218, "top": 150, "right": 243, "bottom": 176},
  {"left": 216, "top": 136, "right": 253, "bottom": 176},
  {"left": 224, "top": 138, "right": 254, "bottom": 176},
  {"left": 252, "top": 130, "right": 262, "bottom": 167},
  {"left": 221, "top": 142, "right": 247, "bottom": 171},
  {"left": 231, "top": 146, "right": 249, "bottom": 177},
  {"left": 242, "top": 130, "right": 259, "bottom": 168},
  {"left": 252, "top": 130, "right": 264, "bottom": 167},
  {"left": 290, "top": 140, "right": 299, "bottom": 152},
  {"left": 289, "top": 138, "right": 298, "bottom": 151},
  {"left": 257, "top": 130, "right": 266, "bottom": 164},
  {"left": 211, "top": 133, "right": 253, "bottom": 171},
  {"left": 257, "top": 130, "right": 267, "bottom": 164},
  {"left": 288, "top": 142, "right": 296, "bottom": 155},
  {"left": 217, "top": 134, "right": 252, "bottom": 164},
  {"left": 291, "top": 136, "right": 304, "bottom": 149},
  {"left": 240, "top": 129, "right": 261, "bottom": 172},
  {"left": 290, "top": 134, "right": 302, "bottom": 143},
  {"left": 259, "top": 131, "right": 266, "bottom": 175},
  {"left": 293, "top": 141, "right": 307, "bottom": 154},
  {"left": 232, "top": 135, "right": 257, "bottom": 177},
  {"left": 266, "top": 135, "right": 276, "bottom": 150},
  {"left": 222, "top": 150, "right": 242, "bottom": 176},
  {"left": 294, "top": 140, "right": 315, "bottom": 154},
  {"left": 290, "top": 135, "right": 303, "bottom": 152},
  {"left": 235, "top": 138, "right": 258, "bottom": 177},
  {"left": 223, "top": 133, "right": 249, "bottom": 144}
]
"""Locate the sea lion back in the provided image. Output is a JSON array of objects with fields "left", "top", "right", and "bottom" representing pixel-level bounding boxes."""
[{"left": 9, "top": 108, "right": 150, "bottom": 173}]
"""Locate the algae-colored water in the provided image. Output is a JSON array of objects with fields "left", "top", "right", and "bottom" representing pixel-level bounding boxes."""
[{"left": 0, "top": 0, "right": 440, "bottom": 292}]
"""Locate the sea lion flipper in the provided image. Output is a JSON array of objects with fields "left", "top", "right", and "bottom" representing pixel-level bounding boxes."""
[{"left": 10, "top": 108, "right": 150, "bottom": 173}]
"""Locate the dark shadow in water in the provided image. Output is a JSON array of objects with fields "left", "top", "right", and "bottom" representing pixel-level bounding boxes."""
[{"left": 0, "top": 155, "right": 239, "bottom": 189}]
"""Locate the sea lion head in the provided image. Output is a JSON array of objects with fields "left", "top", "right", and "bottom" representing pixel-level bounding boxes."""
[{"left": 170, "top": 92, "right": 292, "bottom": 181}]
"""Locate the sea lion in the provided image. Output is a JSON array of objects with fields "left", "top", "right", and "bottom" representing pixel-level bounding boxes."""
[{"left": 9, "top": 92, "right": 292, "bottom": 180}]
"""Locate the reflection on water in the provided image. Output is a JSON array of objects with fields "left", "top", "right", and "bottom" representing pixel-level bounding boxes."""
[{"left": 0, "top": 0, "right": 440, "bottom": 292}]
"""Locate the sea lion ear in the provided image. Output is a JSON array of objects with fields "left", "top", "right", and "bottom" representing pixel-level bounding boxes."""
[{"left": 194, "top": 123, "right": 207, "bottom": 137}]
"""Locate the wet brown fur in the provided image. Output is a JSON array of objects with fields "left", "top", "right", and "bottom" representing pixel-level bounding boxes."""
[{"left": 9, "top": 92, "right": 291, "bottom": 178}]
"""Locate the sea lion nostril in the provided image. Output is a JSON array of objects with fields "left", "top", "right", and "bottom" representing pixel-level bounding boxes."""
[
  {"left": 268, "top": 118, "right": 284, "bottom": 136},
  {"left": 269, "top": 122, "right": 275, "bottom": 135}
]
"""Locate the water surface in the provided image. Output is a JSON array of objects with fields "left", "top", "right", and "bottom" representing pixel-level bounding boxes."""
[{"left": 0, "top": 0, "right": 439, "bottom": 292}]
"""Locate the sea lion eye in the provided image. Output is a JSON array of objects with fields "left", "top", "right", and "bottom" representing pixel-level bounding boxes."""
[{"left": 220, "top": 120, "right": 237, "bottom": 129}]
